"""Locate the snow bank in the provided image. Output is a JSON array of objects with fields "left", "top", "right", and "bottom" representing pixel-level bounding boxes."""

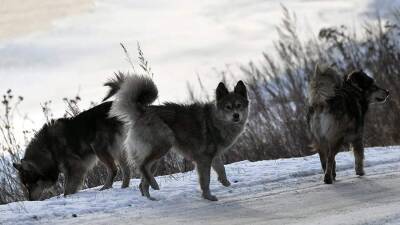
[{"left": 0, "top": 146, "right": 399, "bottom": 225}]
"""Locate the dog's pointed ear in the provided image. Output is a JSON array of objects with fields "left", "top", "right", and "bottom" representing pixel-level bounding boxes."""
[
  {"left": 315, "top": 63, "right": 330, "bottom": 77},
  {"left": 234, "top": 80, "right": 247, "bottom": 99},
  {"left": 20, "top": 159, "right": 32, "bottom": 171},
  {"left": 216, "top": 82, "right": 229, "bottom": 101},
  {"left": 346, "top": 71, "right": 358, "bottom": 82},
  {"left": 13, "top": 162, "right": 22, "bottom": 171},
  {"left": 346, "top": 71, "right": 363, "bottom": 89}
]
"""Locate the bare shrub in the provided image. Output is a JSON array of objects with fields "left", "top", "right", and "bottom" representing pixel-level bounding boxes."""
[
  {"left": 0, "top": 90, "right": 27, "bottom": 203},
  {"left": 218, "top": 8, "right": 400, "bottom": 163}
]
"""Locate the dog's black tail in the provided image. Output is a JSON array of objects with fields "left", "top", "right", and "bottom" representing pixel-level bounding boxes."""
[
  {"left": 109, "top": 74, "right": 158, "bottom": 123},
  {"left": 103, "top": 71, "right": 127, "bottom": 102}
]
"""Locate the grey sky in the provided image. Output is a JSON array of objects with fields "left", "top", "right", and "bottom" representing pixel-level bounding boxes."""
[{"left": 0, "top": 0, "right": 398, "bottom": 134}]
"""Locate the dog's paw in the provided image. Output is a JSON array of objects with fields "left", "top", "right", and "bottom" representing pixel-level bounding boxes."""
[
  {"left": 219, "top": 178, "right": 231, "bottom": 187},
  {"left": 139, "top": 183, "right": 147, "bottom": 196},
  {"left": 99, "top": 185, "right": 112, "bottom": 191},
  {"left": 150, "top": 181, "right": 160, "bottom": 190},
  {"left": 324, "top": 174, "right": 333, "bottom": 184},
  {"left": 202, "top": 193, "right": 218, "bottom": 201},
  {"left": 356, "top": 170, "right": 365, "bottom": 176},
  {"left": 146, "top": 196, "right": 158, "bottom": 201}
]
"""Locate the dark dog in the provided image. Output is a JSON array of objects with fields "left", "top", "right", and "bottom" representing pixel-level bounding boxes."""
[
  {"left": 104, "top": 73, "right": 249, "bottom": 201},
  {"left": 13, "top": 102, "right": 131, "bottom": 200},
  {"left": 308, "top": 64, "right": 389, "bottom": 184}
]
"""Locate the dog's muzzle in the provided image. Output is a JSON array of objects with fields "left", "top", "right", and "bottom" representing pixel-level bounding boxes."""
[
  {"left": 375, "top": 89, "right": 389, "bottom": 102},
  {"left": 233, "top": 113, "right": 240, "bottom": 122}
]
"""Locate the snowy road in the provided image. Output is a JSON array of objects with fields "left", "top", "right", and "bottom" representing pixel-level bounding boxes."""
[
  {"left": 1, "top": 146, "right": 400, "bottom": 225},
  {"left": 60, "top": 171, "right": 400, "bottom": 225}
]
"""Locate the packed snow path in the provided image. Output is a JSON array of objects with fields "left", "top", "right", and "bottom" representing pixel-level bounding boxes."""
[{"left": 1, "top": 146, "right": 400, "bottom": 225}]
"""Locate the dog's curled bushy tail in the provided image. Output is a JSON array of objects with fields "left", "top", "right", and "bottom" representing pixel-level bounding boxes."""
[
  {"left": 107, "top": 73, "right": 158, "bottom": 123},
  {"left": 103, "top": 72, "right": 127, "bottom": 102},
  {"left": 308, "top": 63, "right": 342, "bottom": 105}
]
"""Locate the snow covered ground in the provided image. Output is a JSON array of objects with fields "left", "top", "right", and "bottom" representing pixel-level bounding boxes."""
[{"left": 1, "top": 146, "right": 400, "bottom": 225}]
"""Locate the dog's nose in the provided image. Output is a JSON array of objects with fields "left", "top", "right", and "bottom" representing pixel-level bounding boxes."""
[
  {"left": 233, "top": 113, "right": 240, "bottom": 121},
  {"left": 385, "top": 89, "right": 390, "bottom": 96}
]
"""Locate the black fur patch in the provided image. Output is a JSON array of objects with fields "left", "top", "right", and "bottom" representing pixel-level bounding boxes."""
[{"left": 20, "top": 101, "right": 123, "bottom": 186}]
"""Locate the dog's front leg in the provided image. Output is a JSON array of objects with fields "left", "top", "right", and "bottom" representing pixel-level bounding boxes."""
[
  {"left": 324, "top": 144, "right": 335, "bottom": 184},
  {"left": 197, "top": 158, "right": 217, "bottom": 201},
  {"left": 64, "top": 173, "right": 85, "bottom": 196},
  {"left": 90, "top": 143, "right": 118, "bottom": 191},
  {"left": 352, "top": 140, "right": 365, "bottom": 176},
  {"left": 324, "top": 141, "right": 341, "bottom": 184},
  {"left": 64, "top": 163, "right": 86, "bottom": 196},
  {"left": 332, "top": 159, "right": 337, "bottom": 180},
  {"left": 212, "top": 156, "right": 231, "bottom": 187},
  {"left": 317, "top": 149, "right": 327, "bottom": 173}
]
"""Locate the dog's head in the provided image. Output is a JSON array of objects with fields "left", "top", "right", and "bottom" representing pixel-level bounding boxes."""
[
  {"left": 346, "top": 70, "right": 389, "bottom": 103},
  {"left": 13, "top": 159, "right": 53, "bottom": 201},
  {"left": 215, "top": 80, "right": 249, "bottom": 124}
]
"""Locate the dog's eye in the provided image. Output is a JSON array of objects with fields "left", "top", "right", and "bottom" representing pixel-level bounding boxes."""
[
  {"left": 235, "top": 103, "right": 242, "bottom": 108},
  {"left": 225, "top": 105, "right": 232, "bottom": 110}
]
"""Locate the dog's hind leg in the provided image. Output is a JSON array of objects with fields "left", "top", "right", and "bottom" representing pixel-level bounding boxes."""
[
  {"left": 139, "top": 161, "right": 159, "bottom": 191},
  {"left": 352, "top": 140, "right": 365, "bottom": 176},
  {"left": 139, "top": 178, "right": 151, "bottom": 199},
  {"left": 197, "top": 157, "right": 217, "bottom": 201},
  {"left": 118, "top": 150, "right": 131, "bottom": 188},
  {"left": 96, "top": 152, "right": 118, "bottom": 191},
  {"left": 139, "top": 162, "right": 158, "bottom": 201},
  {"left": 139, "top": 146, "right": 169, "bottom": 192},
  {"left": 100, "top": 161, "right": 118, "bottom": 191},
  {"left": 212, "top": 156, "right": 230, "bottom": 187}
]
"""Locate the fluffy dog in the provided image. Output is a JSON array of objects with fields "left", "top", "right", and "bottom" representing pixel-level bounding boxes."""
[
  {"left": 13, "top": 102, "right": 131, "bottom": 200},
  {"left": 307, "top": 64, "right": 389, "bottom": 184},
  {"left": 104, "top": 73, "right": 249, "bottom": 201}
]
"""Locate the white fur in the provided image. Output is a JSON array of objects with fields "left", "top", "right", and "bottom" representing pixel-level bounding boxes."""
[
  {"left": 125, "top": 129, "right": 152, "bottom": 165},
  {"left": 309, "top": 109, "right": 336, "bottom": 143}
]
